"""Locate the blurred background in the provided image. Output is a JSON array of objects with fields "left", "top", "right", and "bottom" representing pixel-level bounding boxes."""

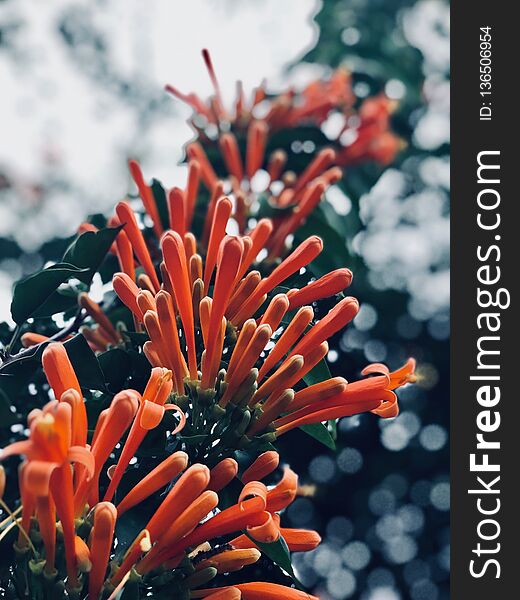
[{"left": 0, "top": 1, "right": 449, "bottom": 599}]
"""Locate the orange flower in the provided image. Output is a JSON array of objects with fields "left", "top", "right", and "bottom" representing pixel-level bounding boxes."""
[
  {"left": 286, "top": 268, "right": 353, "bottom": 310},
  {"left": 241, "top": 451, "right": 279, "bottom": 484},
  {"left": 78, "top": 293, "right": 121, "bottom": 346},
  {"left": 128, "top": 159, "right": 163, "bottom": 239},
  {"left": 74, "top": 389, "right": 139, "bottom": 513},
  {"left": 231, "top": 237, "right": 323, "bottom": 326},
  {"left": 196, "top": 548, "right": 261, "bottom": 573},
  {"left": 42, "top": 342, "right": 82, "bottom": 402},
  {"left": 116, "top": 200, "right": 160, "bottom": 292},
  {"left": 1, "top": 401, "right": 94, "bottom": 588},
  {"left": 116, "top": 451, "right": 189, "bottom": 515},
  {"left": 103, "top": 367, "right": 185, "bottom": 502},
  {"left": 208, "top": 458, "right": 239, "bottom": 492},
  {"left": 88, "top": 502, "right": 117, "bottom": 600},
  {"left": 274, "top": 360, "right": 416, "bottom": 435},
  {"left": 192, "top": 583, "right": 319, "bottom": 600}
]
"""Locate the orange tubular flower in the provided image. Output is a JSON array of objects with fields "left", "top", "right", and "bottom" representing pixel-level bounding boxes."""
[
  {"left": 196, "top": 548, "right": 261, "bottom": 573},
  {"left": 74, "top": 390, "right": 139, "bottom": 513},
  {"left": 193, "top": 583, "right": 319, "bottom": 600},
  {"left": 241, "top": 451, "right": 280, "bottom": 484},
  {"left": 88, "top": 502, "right": 117, "bottom": 600},
  {"left": 116, "top": 201, "right": 160, "bottom": 293},
  {"left": 231, "top": 526, "right": 320, "bottom": 553},
  {"left": 208, "top": 458, "right": 239, "bottom": 492},
  {"left": 274, "top": 361, "right": 416, "bottom": 435},
  {"left": 199, "top": 588, "right": 242, "bottom": 600},
  {"left": 42, "top": 342, "right": 82, "bottom": 401},
  {"left": 116, "top": 451, "right": 189, "bottom": 515},
  {"left": 162, "top": 231, "right": 198, "bottom": 380},
  {"left": 79, "top": 293, "right": 121, "bottom": 346},
  {"left": 286, "top": 268, "right": 353, "bottom": 310},
  {"left": 128, "top": 159, "right": 163, "bottom": 240},
  {"left": 103, "top": 367, "right": 185, "bottom": 502},
  {"left": 231, "top": 236, "right": 324, "bottom": 327},
  {"left": 1, "top": 400, "right": 94, "bottom": 589}
]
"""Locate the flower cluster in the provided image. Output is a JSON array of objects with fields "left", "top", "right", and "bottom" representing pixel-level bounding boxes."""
[
  {"left": 1, "top": 55, "right": 415, "bottom": 599},
  {"left": 104, "top": 194, "right": 413, "bottom": 461},
  {"left": 168, "top": 49, "right": 401, "bottom": 167},
  {"left": 1, "top": 345, "right": 321, "bottom": 599}
]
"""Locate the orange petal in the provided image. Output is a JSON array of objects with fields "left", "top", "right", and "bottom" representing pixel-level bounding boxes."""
[
  {"left": 257, "top": 305, "right": 314, "bottom": 381},
  {"left": 247, "top": 511, "right": 280, "bottom": 544},
  {"left": 290, "top": 377, "right": 348, "bottom": 412},
  {"left": 251, "top": 355, "right": 303, "bottom": 406},
  {"left": 203, "top": 197, "right": 233, "bottom": 293},
  {"left": 226, "top": 271, "right": 262, "bottom": 320},
  {"left": 161, "top": 232, "right": 198, "bottom": 379},
  {"left": 288, "top": 296, "right": 359, "bottom": 360},
  {"left": 139, "top": 400, "right": 164, "bottom": 430},
  {"left": 280, "top": 527, "right": 321, "bottom": 551},
  {"left": 187, "top": 142, "right": 218, "bottom": 190},
  {"left": 245, "top": 120, "right": 268, "bottom": 179},
  {"left": 42, "top": 343, "right": 81, "bottom": 401},
  {"left": 88, "top": 502, "right": 117, "bottom": 600},
  {"left": 67, "top": 445, "right": 94, "bottom": 480},
  {"left": 116, "top": 451, "right": 188, "bottom": 515},
  {"left": 156, "top": 290, "right": 189, "bottom": 392},
  {"left": 78, "top": 293, "right": 120, "bottom": 344},
  {"left": 145, "top": 464, "right": 210, "bottom": 543},
  {"left": 23, "top": 460, "right": 58, "bottom": 497},
  {"left": 208, "top": 458, "right": 239, "bottom": 492},
  {"left": 168, "top": 186, "right": 186, "bottom": 235},
  {"left": 128, "top": 159, "right": 163, "bottom": 239},
  {"left": 292, "top": 147, "right": 335, "bottom": 196},
  {"left": 161, "top": 495, "right": 266, "bottom": 562},
  {"left": 204, "top": 237, "right": 242, "bottom": 386},
  {"left": 286, "top": 268, "right": 353, "bottom": 310},
  {"left": 75, "top": 535, "right": 92, "bottom": 572},
  {"left": 185, "top": 160, "right": 201, "bottom": 230},
  {"left": 21, "top": 332, "right": 50, "bottom": 348},
  {"left": 258, "top": 293, "right": 289, "bottom": 332},
  {"left": 266, "top": 467, "right": 298, "bottom": 513},
  {"left": 36, "top": 495, "right": 56, "bottom": 573},
  {"left": 115, "top": 228, "right": 136, "bottom": 282},
  {"left": 60, "top": 389, "right": 87, "bottom": 447},
  {"left": 241, "top": 451, "right": 280, "bottom": 484},
  {"left": 115, "top": 201, "right": 160, "bottom": 292},
  {"left": 113, "top": 272, "right": 144, "bottom": 321},
  {"left": 50, "top": 463, "right": 79, "bottom": 588},
  {"left": 220, "top": 133, "right": 244, "bottom": 182},
  {"left": 233, "top": 237, "right": 323, "bottom": 325}
]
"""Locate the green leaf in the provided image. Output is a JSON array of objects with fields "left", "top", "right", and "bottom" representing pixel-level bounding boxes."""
[
  {"left": 64, "top": 334, "right": 107, "bottom": 392},
  {"left": 151, "top": 179, "right": 169, "bottom": 231},
  {"left": 248, "top": 534, "right": 303, "bottom": 588},
  {"left": 300, "top": 422, "right": 336, "bottom": 450},
  {"left": 10, "top": 263, "right": 88, "bottom": 324},
  {"left": 303, "top": 358, "right": 332, "bottom": 387},
  {"left": 62, "top": 226, "right": 122, "bottom": 284},
  {"left": 123, "top": 331, "right": 150, "bottom": 346},
  {"left": 0, "top": 388, "right": 18, "bottom": 428},
  {"left": 98, "top": 348, "right": 132, "bottom": 392}
]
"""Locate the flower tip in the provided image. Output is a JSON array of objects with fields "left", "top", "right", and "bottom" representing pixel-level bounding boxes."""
[
  {"left": 0, "top": 465, "right": 5, "bottom": 499},
  {"left": 307, "top": 235, "right": 323, "bottom": 251},
  {"left": 74, "top": 536, "right": 92, "bottom": 573},
  {"left": 128, "top": 159, "right": 145, "bottom": 185}
]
